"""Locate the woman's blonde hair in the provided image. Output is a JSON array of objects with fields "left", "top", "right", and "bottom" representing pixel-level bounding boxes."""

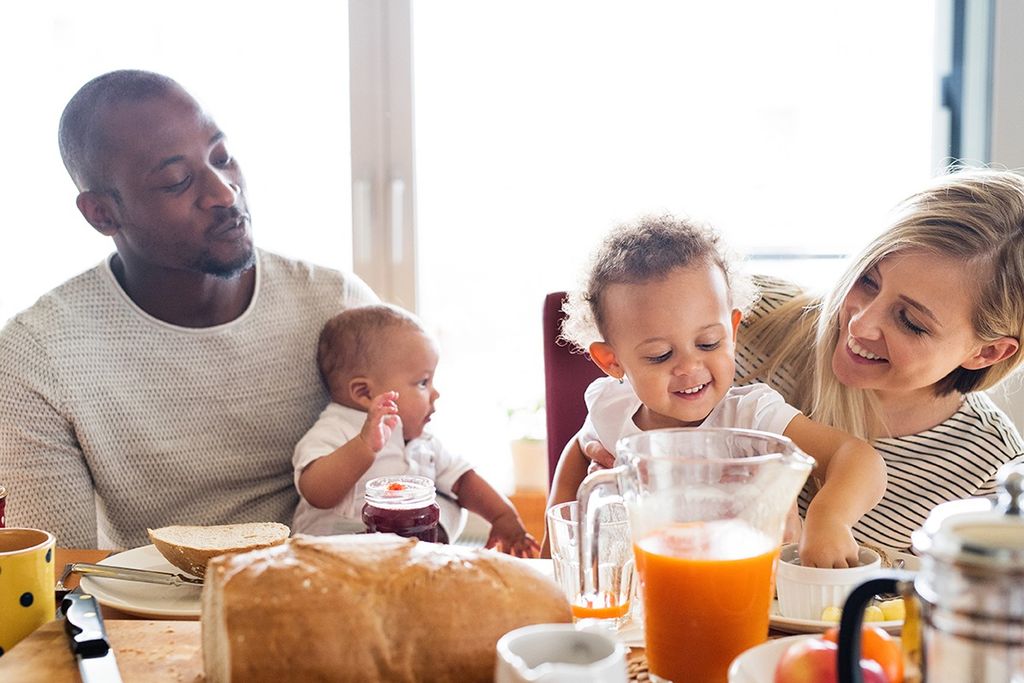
[
  {"left": 560, "top": 214, "right": 755, "bottom": 352},
  {"left": 743, "top": 168, "right": 1024, "bottom": 438}
]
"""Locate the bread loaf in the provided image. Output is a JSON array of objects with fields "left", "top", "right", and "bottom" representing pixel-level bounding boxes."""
[
  {"left": 201, "top": 534, "right": 572, "bottom": 682},
  {"left": 148, "top": 522, "right": 290, "bottom": 578}
]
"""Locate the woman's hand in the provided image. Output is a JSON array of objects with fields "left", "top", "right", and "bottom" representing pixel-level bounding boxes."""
[{"left": 581, "top": 438, "right": 616, "bottom": 469}]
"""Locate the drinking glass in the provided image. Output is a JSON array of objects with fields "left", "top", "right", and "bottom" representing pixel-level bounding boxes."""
[{"left": 546, "top": 500, "right": 635, "bottom": 629}]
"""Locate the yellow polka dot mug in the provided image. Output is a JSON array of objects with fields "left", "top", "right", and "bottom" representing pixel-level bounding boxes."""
[{"left": 0, "top": 528, "right": 56, "bottom": 656}]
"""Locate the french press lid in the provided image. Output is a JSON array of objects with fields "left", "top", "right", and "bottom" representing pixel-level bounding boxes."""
[{"left": 911, "top": 463, "right": 1024, "bottom": 568}]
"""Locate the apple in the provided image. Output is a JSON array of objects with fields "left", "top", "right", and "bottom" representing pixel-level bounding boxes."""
[{"left": 774, "top": 637, "right": 889, "bottom": 683}]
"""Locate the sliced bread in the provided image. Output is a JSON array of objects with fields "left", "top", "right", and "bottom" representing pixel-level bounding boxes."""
[{"left": 148, "top": 522, "right": 290, "bottom": 578}]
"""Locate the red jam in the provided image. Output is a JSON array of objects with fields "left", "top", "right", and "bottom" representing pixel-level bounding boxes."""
[
  {"left": 0, "top": 484, "right": 6, "bottom": 528},
  {"left": 362, "top": 475, "right": 442, "bottom": 543}
]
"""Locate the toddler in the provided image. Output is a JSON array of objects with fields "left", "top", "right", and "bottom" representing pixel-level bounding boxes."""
[
  {"left": 551, "top": 215, "right": 886, "bottom": 568},
  {"left": 293, "top": 304, "right": 539, "bottom": 557}
]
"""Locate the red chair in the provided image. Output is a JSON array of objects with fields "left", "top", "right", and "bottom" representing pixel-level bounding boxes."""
[{"left": 542, "top": 292, "right": 604, "bottom": 484}]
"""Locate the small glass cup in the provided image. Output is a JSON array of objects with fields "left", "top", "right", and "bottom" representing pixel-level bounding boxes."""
[{"left": 546, "top": 501, "right": 635, "bottom": 630}]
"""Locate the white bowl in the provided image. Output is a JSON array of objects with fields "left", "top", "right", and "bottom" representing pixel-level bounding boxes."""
[{"left": 774, "top": 544, "right": 881, "bottom": 620}]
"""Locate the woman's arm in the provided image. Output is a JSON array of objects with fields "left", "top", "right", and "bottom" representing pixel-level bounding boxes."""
[
  {"left": 546, "top": 435, "right": 591, "bottom": 509},
  {"left": 538, "top": 435, "right": 593, "bottom": 557},
  {"left": 783, "top": 414, "right": 887, "bottom": 568}
]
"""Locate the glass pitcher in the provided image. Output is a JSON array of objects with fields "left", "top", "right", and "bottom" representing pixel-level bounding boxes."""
[{"left": 577, "top": 428, "right": 814, "bottom": 683}]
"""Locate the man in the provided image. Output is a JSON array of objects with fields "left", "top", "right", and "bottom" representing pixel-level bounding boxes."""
[{"left": 0, "top": 70, "right": 377, "bottom": 548}]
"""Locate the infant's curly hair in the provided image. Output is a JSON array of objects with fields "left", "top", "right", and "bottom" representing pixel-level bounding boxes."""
[
  {"left": 560, "top": 214, "right": 755, "bottom": 352},
  {"left": 317, "top": 303, "right": 424, "bottom": 397}
]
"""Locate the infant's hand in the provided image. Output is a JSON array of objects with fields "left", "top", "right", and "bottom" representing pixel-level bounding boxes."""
[
  {"left": 798, "top": 512, "right": 859, "bottom": 568},
  {"left": 582, "top": 439, "right": 615, "bottom": 470},
  {"left": 485, "top": 511, "right": 540, "bottom": 558},
  {"left": 360, "top": 391, "right": 400, "bottom": 452}
]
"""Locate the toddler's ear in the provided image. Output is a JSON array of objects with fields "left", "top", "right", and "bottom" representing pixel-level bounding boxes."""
[
  {"left": 589, "top": 342, "right": 624, "bottom": 380},
  {"left": 730, "top": 309, "right": 742, "bottom": 339},
  {"left": 348, "top": 377, "right": 374, "bottom": 409}
]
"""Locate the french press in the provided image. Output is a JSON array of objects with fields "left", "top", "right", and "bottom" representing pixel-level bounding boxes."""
[{"left": 838, "top": 463, "right": 1024, "bottom": 683}]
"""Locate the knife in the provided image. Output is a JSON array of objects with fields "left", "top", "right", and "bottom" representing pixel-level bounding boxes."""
[
  {"left": 71, "top": 562, "right": 204, "bottom": 587},
  {"left": 62, "top": 589, "right": 124, "bottom": 683}
]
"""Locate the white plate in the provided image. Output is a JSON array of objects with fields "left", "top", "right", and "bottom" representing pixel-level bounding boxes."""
[
  {"left": 79, "top": 544, "right": 202, "bottom": 618},
  {"left": 728, "top": 635, "right": 815, "bottom": 683},
  {"left": 769, "top": 549, "right": 919, "bottom": 635}
]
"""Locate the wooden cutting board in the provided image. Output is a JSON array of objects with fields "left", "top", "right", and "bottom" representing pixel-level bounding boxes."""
[{"left": 0, "top": 619, "right": 202, "bottom": 682}]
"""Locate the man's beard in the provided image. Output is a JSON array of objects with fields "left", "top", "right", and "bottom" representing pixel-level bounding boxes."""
[{"left": 193, "top": 243, "right": 256, "bottom": 279}]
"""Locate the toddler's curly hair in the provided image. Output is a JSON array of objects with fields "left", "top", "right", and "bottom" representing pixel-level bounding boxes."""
[{"left": 560, "top": 214, "right": 755, "bottom": 352}]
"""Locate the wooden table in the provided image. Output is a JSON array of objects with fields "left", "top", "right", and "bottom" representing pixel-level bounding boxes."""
[{"left": 0, "top": 548, "right": 784, "bottom": 681}]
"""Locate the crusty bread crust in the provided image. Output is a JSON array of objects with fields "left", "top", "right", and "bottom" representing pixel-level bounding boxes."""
[
  {"left": 148, "top": 523, "right": 290, "bottom": 578},
  {"left": 201, "top": 534, "right": 572, "bottom": 682}
]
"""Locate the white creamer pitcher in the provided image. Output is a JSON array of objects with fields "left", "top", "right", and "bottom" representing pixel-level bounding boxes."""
[{"left": 493, "top": 623, "right": 627, "bottom": 683}]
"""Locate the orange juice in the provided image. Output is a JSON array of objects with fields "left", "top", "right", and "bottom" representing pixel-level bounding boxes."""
[
  {"left": 571, "top": 591, "right": 630, "bottom": 620},
  {"left": 634, "top": 519, "right": 778, "bottom": 683}
]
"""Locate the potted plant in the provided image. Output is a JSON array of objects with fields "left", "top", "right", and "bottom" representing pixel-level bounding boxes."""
[{"left": 505, "top": 399, "right": 548, "bottom": 493}]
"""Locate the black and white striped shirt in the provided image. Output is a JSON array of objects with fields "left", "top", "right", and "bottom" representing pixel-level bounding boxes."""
[{"left": 736, "top": 278, "right": 1024, "bottom": 551}]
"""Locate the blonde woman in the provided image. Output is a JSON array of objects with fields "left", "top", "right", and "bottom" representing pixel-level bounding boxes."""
[
  {"left": 552, "top": 168, "right": 1024, "bottom": 552},
  {"left": 737, "top": 168, "right": 1023, "bottom": 551}
]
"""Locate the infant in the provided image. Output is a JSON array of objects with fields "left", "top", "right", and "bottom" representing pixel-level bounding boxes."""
[{"left": 292, "top": 303, "right": 538, "bottom": 557}]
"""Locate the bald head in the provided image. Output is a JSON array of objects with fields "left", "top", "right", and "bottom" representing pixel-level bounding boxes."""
[{"left": 58, "top": 70, "right": 183, "bottom": 192}]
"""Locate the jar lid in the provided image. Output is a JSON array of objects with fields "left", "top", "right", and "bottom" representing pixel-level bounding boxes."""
[
  {"left": 911, "top": 463, "right": 1024, "bottom": 567},
  {"left": 364, "top": 475, "right": 436, "bottom": 508}
]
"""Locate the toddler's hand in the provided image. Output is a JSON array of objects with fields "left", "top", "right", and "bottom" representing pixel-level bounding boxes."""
[
  {"left": 360, "top": 391, "right": 399, "bottom": 452},
  {"left": 485, "top": 510, "right": 540, "bottom": 558},
  {"left": 798, "top": 511, "right": 859, "bottom": 568}
]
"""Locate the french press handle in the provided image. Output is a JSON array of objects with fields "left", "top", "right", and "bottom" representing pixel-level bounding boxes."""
[{"left": 836, "top": 571, "right": 916, "bottom": 683}]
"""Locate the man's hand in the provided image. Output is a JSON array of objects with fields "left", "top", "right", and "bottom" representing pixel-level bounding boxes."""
[
  {"left": 485, "top": 509, "right": 540, "bottom": 558},
  {"left": 360, "top": 391, "right": 400, "bottom": 452}
]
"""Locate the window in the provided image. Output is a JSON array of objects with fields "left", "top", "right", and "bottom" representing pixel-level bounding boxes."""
[{"left": 411, "top": 3, "right": 939, "bottom": 488}]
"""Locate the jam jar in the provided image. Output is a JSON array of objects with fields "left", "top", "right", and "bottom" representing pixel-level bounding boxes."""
[
  {"left": 362, "top": 475, "right": 442, "bottom": 543},
  {"left": 0, "top": 483, "right": 6, "bottom": 528}
]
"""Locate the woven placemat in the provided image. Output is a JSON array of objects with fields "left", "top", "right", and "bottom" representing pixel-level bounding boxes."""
[{"left": 627, "top": 647, "right": 651, "bottom": 682}]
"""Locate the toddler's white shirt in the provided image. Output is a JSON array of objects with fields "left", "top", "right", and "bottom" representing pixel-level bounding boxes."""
[{"left": 579, "top": 377, "right": 801, "bottom": 456}]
